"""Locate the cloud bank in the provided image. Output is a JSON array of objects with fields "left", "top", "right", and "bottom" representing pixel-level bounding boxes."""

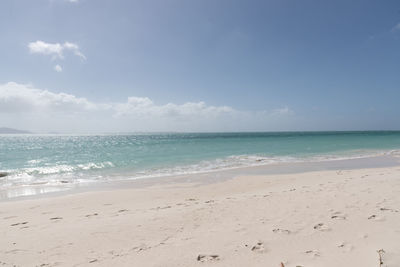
[
  {"left": 0, "top": 82, "right": 95, "bottom": 113},
  {"left": 0, "top": 82, "right": 294, "bottom": 133}
]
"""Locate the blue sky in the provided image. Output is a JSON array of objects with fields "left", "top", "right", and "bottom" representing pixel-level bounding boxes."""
[{"left": 1, "top": 0, "right": 400, "bottom": 132}]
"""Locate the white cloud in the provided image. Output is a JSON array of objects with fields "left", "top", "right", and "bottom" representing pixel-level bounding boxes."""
[
  {"left": 0, "top": 82, "right": 295, "bottom": 133},
  {"left": 0, "top": 82, "right": 235, "bottom": 119},
  {"left": 28, "top": 41, "right": 63, "bottom": 59},
  {"left": 270, "top": 106, "right": 294, "bottom": 116},
  {"left": 54, "top": 64, "right": 63, "bottom": 72},
  {"left": 28, "top": 40, "right": 86, "bottom": 60},
  {"left": 63, "top": 42, "right": 86, "bottom": 60},
  {"left": 114, "top": 97, "right": 234, "bottom": 118},
  {"left": 0, "top": 82, "right": 95, "bottom": 113}
]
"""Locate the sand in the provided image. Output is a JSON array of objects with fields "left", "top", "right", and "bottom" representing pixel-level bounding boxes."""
[{"left": 0, "top": 165, "right": 400, "bottom": 266}]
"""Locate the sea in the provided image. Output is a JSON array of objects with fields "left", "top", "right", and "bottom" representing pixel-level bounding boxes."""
[{"left": 1, "top": 131, "right": 400, "bottom": 199}]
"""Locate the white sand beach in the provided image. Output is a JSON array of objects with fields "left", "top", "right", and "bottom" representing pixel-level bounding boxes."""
[{"left": 1, "top": 165, "right": 400, "bottom": 267}]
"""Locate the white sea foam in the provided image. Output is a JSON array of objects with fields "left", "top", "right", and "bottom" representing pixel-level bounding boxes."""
[
  {"left": 77, "top": 162, "right": 114, "bottom": 170},
  {"left": 27, "top": 159, "right": 44, "bottom": 165},
  {"left": 0, "top": 149, "right": 398, "bottom": 194},
  {"left": 1, "top": 161, "right": 114, "bottom": 188},
  {"left": 113, "top": 149, "right": 396, "bottom": 180}
]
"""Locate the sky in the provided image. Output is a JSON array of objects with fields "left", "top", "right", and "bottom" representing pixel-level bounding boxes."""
[{"left": 0, "top": 0, "right": 400, "bottom": 133}]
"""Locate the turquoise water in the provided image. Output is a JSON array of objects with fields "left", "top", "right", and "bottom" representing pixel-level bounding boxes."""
[{"left": 1, "top": 131, "right": 400, "bottom": 193}]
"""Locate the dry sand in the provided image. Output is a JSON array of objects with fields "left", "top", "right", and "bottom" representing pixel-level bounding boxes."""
[{"left": 0, "top": 166, "right": 400, "bottom": 266}]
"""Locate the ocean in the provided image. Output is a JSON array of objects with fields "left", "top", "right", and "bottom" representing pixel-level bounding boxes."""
[{"left": 1, "top": 131, "right": 400, "bottom": 198}]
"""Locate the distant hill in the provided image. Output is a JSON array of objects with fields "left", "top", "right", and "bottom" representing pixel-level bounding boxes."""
[{"left": 0, "top": 127, "right": 32, "bottom": 134}]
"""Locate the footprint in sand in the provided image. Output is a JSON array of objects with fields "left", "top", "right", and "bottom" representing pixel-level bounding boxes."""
[
  {"left": 109, "top": 249, "right": 128, "bottom": 258},
  {"left": 313, "top": 223, "right": 330, "bottom": 231},
  {"left": 132, "top": 244, "right": 150, "bottom": 252},
  {"left": 118, "top": 209, "right": 129, "bottom": 213},
  {"left": 50, "top": 217, "right": 63, "bottom": 220},
  {"left": 368, "top": 214, "right": 384, "bottom": 221},
  {"left": 379, "top": 207, "right": 399, "bottom": 213},
  {"left": 305, "top": 250, "right": 320, "bottom": 257},
  {"left": 10, "top": 221, "right": 28, "bottom": 227},
  {"left": 337, "top": 242, "right": 353, "bottom": 252},
  {"left": 272, "top": 228, "right": 291, "bottom": 234},
  {"left": 113, "top": 209, "right": 128, "bottom": 216},
  {"left": 197, "top": 254, "right": 220, "bottom": 262},
  {"left": 251, "top": 242, "right": 266, "bottom": 253},
  {"left": 331, "top": 212, "right": 347, "bottom": 220},
  {"left": 153, "top": 206, "right": 172, "bottom": 210},
  {"left": 85, "top": 213, "right": 98, "bottom": 218}
]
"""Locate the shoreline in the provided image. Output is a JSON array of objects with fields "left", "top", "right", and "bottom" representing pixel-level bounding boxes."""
[
  {"left": 3, "top": 131, "right": 400, "bottom": 202},
  {"left": 0, "top": 159, "right": 399, "bottom": 266},
  {"left": 1, "top": 154, "right": 399, "bottom": 202}
]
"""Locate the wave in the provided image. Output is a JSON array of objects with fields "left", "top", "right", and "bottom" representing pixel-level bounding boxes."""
[
  {"left": 1, "top": 161, "right": 114, "bottom": 187},
  {"left": 1, "top": 149, "right": 398, "bottom": 190},
  {"left": 124, "top": 149, "right": 395, "bottom": 180}
]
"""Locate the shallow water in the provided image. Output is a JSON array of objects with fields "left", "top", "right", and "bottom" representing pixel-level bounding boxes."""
[{"left": 1, "top": 131, "right": 400, "bottom": 198}]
